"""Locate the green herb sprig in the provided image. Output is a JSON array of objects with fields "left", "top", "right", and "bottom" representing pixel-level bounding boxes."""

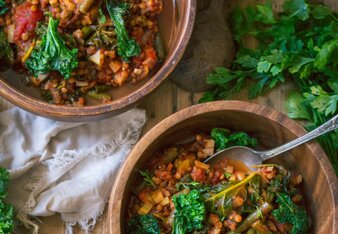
[{"left": 139, "top": 170, "right": 156, "bottom": 188}]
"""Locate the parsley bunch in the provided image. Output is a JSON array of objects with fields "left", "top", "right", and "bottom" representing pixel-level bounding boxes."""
[{"left": 200, "top": 0, "right": 338, "bottom": 173}]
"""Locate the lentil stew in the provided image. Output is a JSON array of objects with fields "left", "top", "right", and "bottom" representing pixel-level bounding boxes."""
[
  {"left": 127, "top": 129, "right": 309, "bottom": 234},
  {"left": 0, "top": 0, "right": 163, "bottom": 105}
]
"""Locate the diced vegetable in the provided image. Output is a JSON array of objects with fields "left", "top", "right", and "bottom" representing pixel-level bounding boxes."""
[
  {"left": 151, "top": 190, "right": 164, "bottom": 204},
  {"left": 94, "top": 85, "right": 111, "bottom": 93},
  {"left": 6, "top": 24, "right": 14, "bottom": 43},
  {"left": 194, "top": 160, "right": 210, "bottom": 170},
  {"left": 160, "top": 197, "right": 170, "bottom": 206},
  {"left": 228, "top": 202, "right": 273, "bottom": 234},
  {"left": 79, "top": 0, "right": 95, "bottom": 14},
  {"left": 109, "top": 60, "right": 122, "bottom": 73},
  {"left": 175, "top": 159, "right": 190, "bottom": 171},
  {"left": 89, "top": 50, "right": 104, "bottom": 66},
  {"left": 252, "top": 220, "right": 273, "bottom": 234},
  {"left": 138, "top": 202, "right": 154, "bottom": 215},
  {"left": 13, "top": 2, "right": 43, "bottom": 42}
]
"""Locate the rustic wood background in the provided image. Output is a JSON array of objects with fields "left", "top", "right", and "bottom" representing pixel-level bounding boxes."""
[{"left": 0, "top": 0, "right": 336, "bottom": 233}]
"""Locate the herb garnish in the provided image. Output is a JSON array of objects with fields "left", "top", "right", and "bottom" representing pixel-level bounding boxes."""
[{"left": 139, "top": 170, "right": 156, "bottom": 188}]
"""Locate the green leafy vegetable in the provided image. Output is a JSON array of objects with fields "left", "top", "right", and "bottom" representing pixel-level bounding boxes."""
[
  {"left": 172, "top": 190, "right": 206, "bottom": 234},
  {"left": 0, "top": 27, "right": 13, "bottom": 65},
  {"left": 0, "top": 0, "right": 8, "bottom": 15},
  {"left": 35, "top": 21, "right": 47, "bottom": 37},
  {"left": 139, "top": 170, "right": 156, "bottom": 188},
  {"left": 205, "top": 173, "right": 258, "bottom": 220},
  {"left": 211, "top": 128, "right": 257, "bottom": 151},
  {"left": 98, "top": 7, "right": 107, "bottom": 24},
  {"left": 26, "top": 16, "right": 79, "bottom": 79},
  {"left": 286, "top": 85, "right": 338, "bottom": 173},
  {"left": 85, "top": 26, "right": 117, "bottom": 48},
  {"left": 273, "top": 193, "right": 308, "bottom": 234},
  {"left": 0, "top": 168, "right": 14, "bottom": 234},
  {"left": 127, "top": 214, "right": 160, "bottom": 234},
  {"left": 175, "top": 178, "right": 232, "bottom": 200},
  {"left": 200, "top": 0, "right": 338, "bottom": 173},
  {"left": 283, "top": 0, "right": 309, "bottom": 20},
  {"left": 106, "top": 0, "right": 140, "bottom": 61}
]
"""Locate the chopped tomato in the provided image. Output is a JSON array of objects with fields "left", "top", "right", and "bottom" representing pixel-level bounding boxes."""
[
  {"left": 14, "top": 2, "right": 43, "bottom": 42},
  {"left": 144, "top": 46, "right": 157, "bottom": 61},
  {"left": 191, "top": 166, "right": 206, "bottom": 183}
]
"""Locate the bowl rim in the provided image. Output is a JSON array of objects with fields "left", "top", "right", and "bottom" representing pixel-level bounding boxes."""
[
  {"left": 108, "top": 100, "right": 338, "bottom": 234},
  {"left": 0, "top": 0, "right": 197, "bottom": 118}
]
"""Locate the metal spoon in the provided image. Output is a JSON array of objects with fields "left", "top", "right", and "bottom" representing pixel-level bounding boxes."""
[{"left": 204, "top": 114, "right": 338, "bottom": 168}]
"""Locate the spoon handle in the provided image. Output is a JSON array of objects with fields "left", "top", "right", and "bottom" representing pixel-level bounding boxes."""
[{"left": 260, "top": 114, "right": 338, "bottom": 161}]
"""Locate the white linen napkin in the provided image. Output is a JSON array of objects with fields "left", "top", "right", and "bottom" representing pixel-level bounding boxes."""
[{"left": 0, "top": 107, "right": 147, "bottom": 233}]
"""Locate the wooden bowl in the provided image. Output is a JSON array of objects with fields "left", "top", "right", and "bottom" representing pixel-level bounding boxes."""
[
  {"left": 108, "top": 101, "right": 338, "bottom": 234},
  {"left": 0, "top": 1, "right": 196, "bottom": 121}
]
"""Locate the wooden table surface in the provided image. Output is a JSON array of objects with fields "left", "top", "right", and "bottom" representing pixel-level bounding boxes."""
[{"left": 0, "top": 78, "right": 294, "bottom": 234}]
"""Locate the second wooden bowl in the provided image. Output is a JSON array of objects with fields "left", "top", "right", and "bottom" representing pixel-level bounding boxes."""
[
  {"left": 108, "top": 101, "right": 338, "bottom": 233},
  {"left": 0, "top": 1, "right": 196, "bottom": 121}
]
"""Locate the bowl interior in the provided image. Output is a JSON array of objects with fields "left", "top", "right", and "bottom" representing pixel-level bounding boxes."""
[
  {"left": 0, "top": 0, "right": 194, "bottom": 119},
  {"left": 116, "top": 106, "right": 336, "bottom": 234}
]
